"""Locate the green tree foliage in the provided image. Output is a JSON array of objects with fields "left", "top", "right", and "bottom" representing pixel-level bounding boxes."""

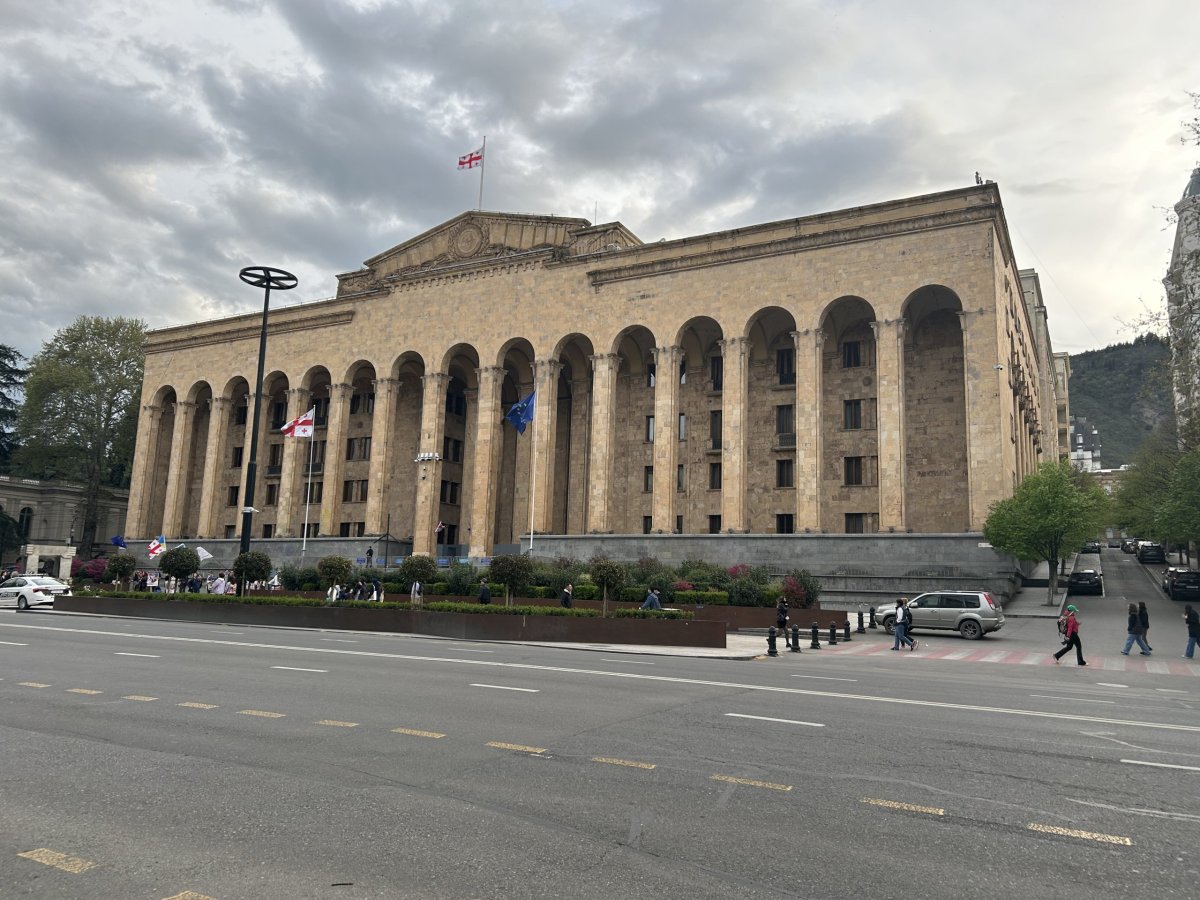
[
  {"left": 1154, "top": 450, "right": 1200, "bottom": 554},
  {"left": 0, "top": 508, "right": 23, "bottom": 563},
  {"left": 13, "top": 317, "right": 145, "bottom": 554},
  {"left": 159, "top": 547, "right": 200, "bottom": 585},
  {"left": 0, "top": 344, "right": 26, "bottom": 472},
  {"left": 781, "top": 569, "right": 821, "bottom": 608},
  {"left": 488, "top": 554, "right": 533, "bottom": 605},
  {"left": 983, "top": 459, "right": 1110, "bottom": 604},
  {"left": 1113, "top": 428, "right": 1181, "bottom": 538},
  {"left": 233, "top": 550, "right": 273, "bottom": 586},
  {"left": 103, "top": 554, "right": 136, "bottom": 587},
  {"left": 397, "top": 555, "right": 438, "bottom": 589},
  {"left": 317, "top": 555, "right": 353, "bottom": 588},
  {"left": 587, "top": 556, "right": 627, "bottom": 615},
  {"left": 443, "top": 561, "right": 478, "bottom": 595}
]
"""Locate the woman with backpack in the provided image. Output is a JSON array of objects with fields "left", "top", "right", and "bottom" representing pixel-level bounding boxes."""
[
  {"left": 1053, "top": 604, "right": 1086, "bottom": 666},
  {"left": 1121, "top": 602, "right": 1152, "bottom": 656}
]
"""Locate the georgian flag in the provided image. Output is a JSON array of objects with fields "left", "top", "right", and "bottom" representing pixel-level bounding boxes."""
[
  {"left": 147, "top": 535, "right": 166, "bottom": 558},
  {"left": 281, "top": 407, "right": 316, "bottom": 437},
  {"left": 196, "top": 547, "right": 214, "bottom": 562},
  {"left": 435, "top": 521, "right": 445, "bottom": 533},
  {"left": 458, "top": 146, "right": 484, "bottom": 169}
]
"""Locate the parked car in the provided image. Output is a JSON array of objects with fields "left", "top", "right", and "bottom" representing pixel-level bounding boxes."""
[
  {"left": 1137, "top": 542, "right": 1166, "bottom": 563},
  {"left": 1162, "top": 566, "right": 1190, "bottom": 593},
  {"left": 0, "top": 575, "right": 72, "bottom": 610},
  {"left": 1067, "top": 569, "right": 1104, "bottom": 595},
  {"left": 878, "top": 591, "right": 1005, "bottom": 640},
  {"left": 1080, "top": 541, "right": 1102, "bottom": 554},
  {"left": 1168, "top": 570, "right": 1200, "bottom": 602},
  {"left": 1106, "top": 538, "right": 1123, "bottom": 548},
  {"left": 1121, "top": 538, "right": 1139, "bottom": 553}
]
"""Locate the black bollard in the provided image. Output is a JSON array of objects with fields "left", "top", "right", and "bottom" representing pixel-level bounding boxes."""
[
  {"left": 828, "top": 623, "right": 838, "bottom": 646},
  {"left": 856, "top": 610, "right": 867, "bottom": 634},
  {"left": 869, "top": 607, "right": 878, "bottom": 630},
  {"left": 791, "top": 624, "right": 802, "bottom": 652},
  {"left": 767, "top": 626, "right": 778, "bottom": 657},
  {"left": 810, "top": 622, "right": 821, "bottom": 649},
  {"left": 843, "top": 621, "right": 852, "bottom": 642}
]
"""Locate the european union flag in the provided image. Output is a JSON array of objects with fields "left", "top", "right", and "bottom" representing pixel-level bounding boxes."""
[
  {"left": 505, "top": 390, "right": 536, "bottom": 434},
  {"left": 111, "top": 535, "right": 127, "bottom": 549}
]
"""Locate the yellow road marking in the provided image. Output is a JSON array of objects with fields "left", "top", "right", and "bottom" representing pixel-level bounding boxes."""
[
  {"left": 18, "top": 682, "right": 50, "bottom": 688},
  {"left": 238, "top": 709, "right": 286, "bottom": 718},
  {"left": 712, "top": 774, "right": 793, "bottom": 792},
  {"left": 1026, "top": 823, "right": 1132, "bottom": 845},
  {"left": 66, "top": 688, "right": 103, "bottom": 695},
  {"left": 122, "top": 695, "right": 158, "bottom": 702},
  {"left": 862, "top": 798, "right": 945, "bottom": 816},
  {"left": 17, "top": 848, "right": 97, "bottom": 874},
  {"left": 163, "top": 892, "right": 216, "bottom": 900},
  {"left": 391, "top": 727, "right": 445, "bottom": 739},
  {"left": 487, "top": 741, "right": 547, "bottom": 754},
  {"left": 593, "top": 757, "right": 657, "bottom": 770},
  {"left": 178, "top": 702, "right": 218, "bottom": 710},
  {"left": 316, "top": 719, "right": 358, "bottom": 728}
]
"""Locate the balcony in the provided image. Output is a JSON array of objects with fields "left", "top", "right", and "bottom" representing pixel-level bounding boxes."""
[
  {"left": 304, "top": 462, "right": 324, "bottom": 475},
  {"left": 778, "top": 372, "right": 796, "bottom": 386},
  {"left": 775, "top": 432, "right": 796, "bottom": 448},
  {"left": 265, "top": 465, "right": 282, "bottom": 477}
]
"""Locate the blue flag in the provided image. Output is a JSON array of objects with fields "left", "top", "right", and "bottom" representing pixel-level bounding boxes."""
[
  {"left": 505, "top": 391, "right": 536, "bottom": 434},
  {"left": 111, "top": 535, "right": 127, "bottom": 549}
]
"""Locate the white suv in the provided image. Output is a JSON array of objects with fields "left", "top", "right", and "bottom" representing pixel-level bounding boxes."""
[{"left": 879, "top": 591, "right": 1004, "bottom": 640}]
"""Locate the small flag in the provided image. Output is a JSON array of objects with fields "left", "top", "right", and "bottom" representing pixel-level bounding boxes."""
[
  {"left": 458, "top": 146, "right": 484, "bottom": 169},
  {"left": 505, "top": 391, "right": 536, "bottom": 434},
  {"left": 147, "top": 535, "right": 165, "bottom": 558},
  {"left": 281, "top": 406, "right": 316, "bottom": 437},
  {"left": 435, "top": 521, "right": 445, "bottom": 534},
  {"left": 196, "top": 547, "right": 214, "bottom": 562},
  {"left": 111, "top": 535, "right": 127, "bottom": 549}
]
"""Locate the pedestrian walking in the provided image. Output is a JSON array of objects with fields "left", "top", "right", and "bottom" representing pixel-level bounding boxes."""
[
  {"left": 1053, "top": 604, "right": 1086, "bottom": 665},
  {"left": 371, "top": 577, "right": 383, "bottom": 602},
  {"left": 410, "top": 580, "right": 423, "bottom": 607},
  {"left": 1138, "top": 601, "right": 1152, "bottom": 651},
  {"left": 560, "top": 583, "right": 574, "bottom": 608},
  {"left": 478, "top": 579, "right": 492, "bottom": 605},
  {"left": 1121, "top": 602, "right": 1152, "bottom": 656},
  {"left": 326, "top": 583, "right": 341, "bottom": 604},
  {"left": 892, "top": 598, "right": 916, "bottom": 651},
  {"left": 1183, "top": 604, "right": 1199, "bottom": 660},
  {"left": 775, "top": 598, "right": 790, "bottom": 647}
]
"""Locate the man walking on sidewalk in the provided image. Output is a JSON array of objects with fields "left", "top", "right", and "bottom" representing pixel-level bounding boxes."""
[{"left": 1053, "top": 604, "right": 1086, "bottom": 666}]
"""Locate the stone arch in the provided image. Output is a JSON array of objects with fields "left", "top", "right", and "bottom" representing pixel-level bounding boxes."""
[
  {"left": 902, "top": 285, "right": 968, "bottom": 532},
  {"left": 338, "top": 362, "right": 378, "bottom": 536},
  {"left": 383, "top": 352, "right": 426, "bottom": 547},
  {"left": 673, "top": 317, "right": 724, "bottom": 533},
  {"left": 181, "top": 380, "right": 214, "bottom": 538},
  {"left": 437, "top": 344, "right": 480, "bottom": 551},
  {"left": 609, "top": 325, "right": 657, "bottom": 533},
  {"left": 551, "top": 334, "right": 596, "bottom": 534},
  {"left": 492, "top": 340, "right": 535, "bottom": 547},
  {"left": 146, "top": 386, "right": 177, "bottom": 537},
  {"left": 743, "top": 307, "right": 798, "bottom": 534}
]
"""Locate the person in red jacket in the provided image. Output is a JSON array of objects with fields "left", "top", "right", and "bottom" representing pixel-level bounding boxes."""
[{"left": 1053, "top": 604, "right": 1086, "bottom": 666}]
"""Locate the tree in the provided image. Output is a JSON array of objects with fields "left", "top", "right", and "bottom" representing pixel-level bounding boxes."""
[
  {"left": 0, "top": 344, "right": 25, "bottom": 472},
  {"left": 983, "top": 459, "right": 1110, "bottom": 604},
  {"left": 781, "top": 569, "right": 821, "bottom": 608},
  {"left": 1113, "top": 428, "right": 1181, "bottom": 538},
  {"left": 14, "top": 317, "right": 145, "bottom": 555},
  {"left": 159, "top": 547, "right": 200, "bottom": 588},
  {"left": 488, "top": 554, "right": 532, "bottom": 606},
  {"left": 104, "top": 554, "right": 136, "bottom": 589},
  {"left": 233, "top": 550, "right": 273, "bottom": 588},
  {"left": 588, "top": 556, "right": 627, "bottom": 617},
  {"left": 317, "top": 555, "right": 353, "bottom": 588},
  {"left": 1154, "top": 449, "right": 1200, "bottom": 561},
  {"left": 397, "top": 555, "right": 438, "bottom": 591},
  {"left": 0, "top": 507, "right": 23, "bottom": 565}
]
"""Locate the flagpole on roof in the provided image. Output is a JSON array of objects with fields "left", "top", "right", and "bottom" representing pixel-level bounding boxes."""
[{"left": 478, "top": 135, "right": 486, "bottom": 210}]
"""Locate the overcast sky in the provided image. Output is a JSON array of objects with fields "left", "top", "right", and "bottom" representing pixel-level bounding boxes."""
[{"left": 2, "top": 0, "right": 1197, "bottom": 364}]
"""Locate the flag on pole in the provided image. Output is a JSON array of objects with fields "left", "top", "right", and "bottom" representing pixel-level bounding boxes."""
[
  {"left": 111, "top": 535, "right": 127, "bottom": 549},
  {"left": 458, "top": 146, "right": 484, "bottom": 169},
  {"left": 435, "top": 521, "right": 445, "bottom": 534},
  {"left": 505, "top": 391, "right": 536, "bottom": 434},
  {"left": 196, "top": 547, "right": 214, "bottom": 562},
  {"left": 147, "top": 535, "right": 166, "bottom": 558},
  {"left": 281, "top": 407, "right": 316, "bottom": 437}
]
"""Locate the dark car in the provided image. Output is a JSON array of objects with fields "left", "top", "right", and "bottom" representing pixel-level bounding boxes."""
[
  {"left": 1169, "top": 571, "right": 1200, "bottom": 602},
  {"left": 1162, "top": 566, "right": 1190, "bottom": 593},
  {"left": 1080, "top": 541, "right": 1102, "bottom": 554},
  {"left": 1137, "top": 542, "right": 1166, "bottom": 563},
  {"left": 1067, "top": 570, "right": 1104, "bottom": 596},
  {"left": 1121, "top": 539, "right": 1139, "bottom": 553}
]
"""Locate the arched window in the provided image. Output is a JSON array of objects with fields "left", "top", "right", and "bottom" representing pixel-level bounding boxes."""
[{"left": 18, "top": 507, "right": 33, "bottom": 538}]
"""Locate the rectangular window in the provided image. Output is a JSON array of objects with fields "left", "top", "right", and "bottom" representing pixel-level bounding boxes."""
[
  {"left": 843, "top": 341, "right": 863, "bottom": 368},
  {"left": 232, "top": 446, "right": 244, "bottom": 468},
  {"left": 677, "top": 463, "right": 685, "bottom": 492},
  {"left": 643, "top": 466, "right": 654, "bottom": 493},
  {"left": 265, "top": 483, "right": 278, "bottom": 506},
  {"left": 709, "top": 462, "right": 722, "bottom": 490},
  {"left": 339, "top": 522, "right": 351, "bottom": 537},
  {"left": 776, "top": 458, "right": 794, "bottom": 488},
  {"left": 845, "top": 512, "right": 865, "bottom": 534},
  {"left": 303, "top": 522, "right": 319, "bottom": 538},
  {"left": 346, "top": 436, "right": 372, "bottom": 460},
  {"left": 843, "top": 399, "right": 863, "bottom": 430},
  {"left": 449, "top": 482, "right": 459, "bottom": 504},
  {"left": 261, "top": 523, "right": 275, "bottom": 539},
  {"left": 440, "top": 479, "right": 449, "bottom": 503},
  {"left": 349, "top": 392, "right": 376, "bottom": 415},
  {"left": 227, "top": 485, "right": 239, "bottom": 507},
  {"left": 224, "top": 524, "right": 237, "bottom": 539},
  {"left": 678, "top": 412, "right": 686, "bottom": 440},
  {"left": 710, "top": 410, "right": 722, "bottom": 450},
  {"left": 312, "top": 440, "right": 326, "bottom": 465},
  {"left": 675, "top": 514, "right": 683, "bottom": 534},
  {"left": 313, "top": 396, "right": 329, "bottom": 427},
  {"left": 344, "top": 480, "right": 367, "bottom": 503},
  {"left": 645, "top": 415, "right": 655, "bottom": 442},
  {"left": 679, "top": 359, "right": 687, "bottom": 385},
  {"left": 710, "top": 356, "right": 723, "bottom": 391},
  {"left": 708, "top": 514, "right": 722, "bottom": 534},
  {"left": 305, "top": 481, "right": 323, "bottom": 504},
  {"left": 268, "top": 443, "right": 283, "bottom": 467},
  {"left": 234, "top": 405, "right": 248, "bottom": 426},
  {"left": 844, "top": 456, "right": 864, "bottom": 486},
  {"left": 441, "top": 523, "right": 457, "bottom": 545},
  {"left": 643, "top": 515, "right": 653, "bottom": 535},
  {"left": 776, "top": 347, "right": 796, "bottom": 385},
  {"left": 442, "top": 437, "right": 464, "bottom": 463},
  {"left": 646, "top": 363, "right": 656, "bottom": 388},
  {"left": 776, "top": 404, "right": 795, "bottom": 436},
  {"left": 776, "top": 513, "right": 795, "bottom": 534},
  {"left": 271, "top": 401, "right": 287, "bottom": 429}
]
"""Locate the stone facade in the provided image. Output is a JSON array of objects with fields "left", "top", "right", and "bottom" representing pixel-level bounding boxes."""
[
  {"left": 124, "top": 185, "right": 1059, "bottom": 558},
  {"left": 0, "top": 475, "right": 128, "bottom": 574}
]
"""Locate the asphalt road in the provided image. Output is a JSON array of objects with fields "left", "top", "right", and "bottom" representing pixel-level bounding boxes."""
[{"left": 2, "top": 562, "right": 1198, "bottom": 899}]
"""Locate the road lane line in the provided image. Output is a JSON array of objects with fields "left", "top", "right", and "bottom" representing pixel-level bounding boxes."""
[
  {"left": 726, "top": 713, "right": 826, "bottom": 728},
  {"left": 471, "top": 683, "right": 539, "bottom": 692},
  {"left": 593, "top": 757, "right": 656, "bottom": 770},
  {"left": 1026, "top": 823, "right": 1131, "bottom": 845},
  {"left": 315, "top": 719, "right": 358, "bottom": 728},
  {"left": 712, "top": 774, "right": 792, "bottom": 792},
  {"left": 271, "top": 666, "right": 328, "bottom": 672},
  {"left": 1096, "top": 683, "right": 1128, "bottom": 688},
  {"left": 1157, "top": 688, "right": 1188, "bottom": 694},
  {"left": 66, "top": 688, "right": 102, "bottom": 695},
  {"left": 1120, "top": 758, "right": 1200, "bottom": 772},
  {"left": 320, "top": 639, "right": 358, "bottom": 643},
  {"left": 790, "top": 674, "right": 857, "bottom": 682},
  {"left": 178, "top": 702, "right": 218, "bottom": 710},
  {"left": 601, "top": 659, "right": 655, "bottom": 665},
  {"left": 17, "top": 848, "right": 97, "bottom": 874},
  {"left": 1067, "top": 798, "right": 1200, "bottom": 822},
  {"left": 862, "top": 798, "right": 944, "bottom": 816},
  {"left": 487, "top": 741, "right": 547, "bottom": 753},
  {"left": 239, "top": 709, "right": 286, "bottom": 718},
  {"left": 18, "top": 681, "right": 50, "bottom": 688},
  {"left": 122, "top": 695, "right": 158, "bottom": 702},
  {"left": 162, "top": 891, "right": 217, "bottom": 900},
  {"left": 0, "top": 640, "right": 28, "bottom": 645},
  {"left": 1030, "top": 695, "right": 1115, "bottom": 704},
  {"left": 7, "top": 621, "right": 1200, "bottom": 734},
  {"left": 458, "top": 649, "right": 495, "bottom": 653},
  {"left": 392, "top": 727, "right": 445, "bottom": 739},
  {"left": 115, "top": 652, "right": 160, "bottom": 658}
]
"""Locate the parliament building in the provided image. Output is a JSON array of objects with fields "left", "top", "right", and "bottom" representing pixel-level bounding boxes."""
[{"left": 125, "top": 183, "right": 1065, "bottom": 561}]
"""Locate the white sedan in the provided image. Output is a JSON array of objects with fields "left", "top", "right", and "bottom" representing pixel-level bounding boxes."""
[{"left": 0, "top": 575, "right": 72, "bottom": 610}]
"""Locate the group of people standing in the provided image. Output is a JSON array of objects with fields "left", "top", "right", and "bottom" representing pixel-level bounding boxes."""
[{"left": 326, "top": 577, "right": 384, "bottom": 603}]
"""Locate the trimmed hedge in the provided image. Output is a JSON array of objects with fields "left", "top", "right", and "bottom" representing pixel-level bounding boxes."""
[
  {"left": 611, "top": 608, "right": 694, "bottom": 620},
  {"left": 675, "top": 590, "right": 728, "bottom": 605},
  {"left": 422, "top": 601, "right": 600, "bottom": 617}
]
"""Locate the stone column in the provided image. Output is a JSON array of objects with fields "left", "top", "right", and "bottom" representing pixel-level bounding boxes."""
[
  {"left": 160, "top": 401, "right": 197, "bottom": 538},
  {"left": 586, "top": 353, "right": 619, "bottom": 533},
  {"left": 873, "top": 319, "right": 907, "bottom": 531},
  {"left": 530, "top": 359, "right": 562, "bottom": 534},
  {"left": 365, "top": 378, "right": 398, "bottom": 535},
  {"left": 793, "top": 329, "right": 824, "bottom": 530},
  {"left": 318, "top": 383, "right": 351, "bottom": 536},
  {"left": 566, "top": 374, "right": 592, "bottom": 534},
  {"left": 958, "top": 309, "right": 1003, "bottom": 530},
  {"left": 276, "top": 387, "right": 311, "bottom": 537},
  {"left": 719, "top": 337, "right": 749, "bottom": 532},
  {"left": 468, "top": 367, "right": 503, "bottom": 557},
  {"left": 412, "top": 373, "right": 448, "bottom": 556},
  {"left": 651, "top": 345, "right": 681, "bottom": 533},
  {"left": 196, "top": 397, "right": 229, "bottom": 538},
  {"left": 124, "top": 403, "right": 163, "bottom": 539}
]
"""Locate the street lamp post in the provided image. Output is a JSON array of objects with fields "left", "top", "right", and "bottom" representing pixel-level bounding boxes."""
[{"left": 236, "top": 266, "right": 298, "bottom": 595}]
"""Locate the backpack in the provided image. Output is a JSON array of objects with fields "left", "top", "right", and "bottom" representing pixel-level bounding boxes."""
[{"left": 1056, "top": 616, "right": 1068, "bottom": 636}]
